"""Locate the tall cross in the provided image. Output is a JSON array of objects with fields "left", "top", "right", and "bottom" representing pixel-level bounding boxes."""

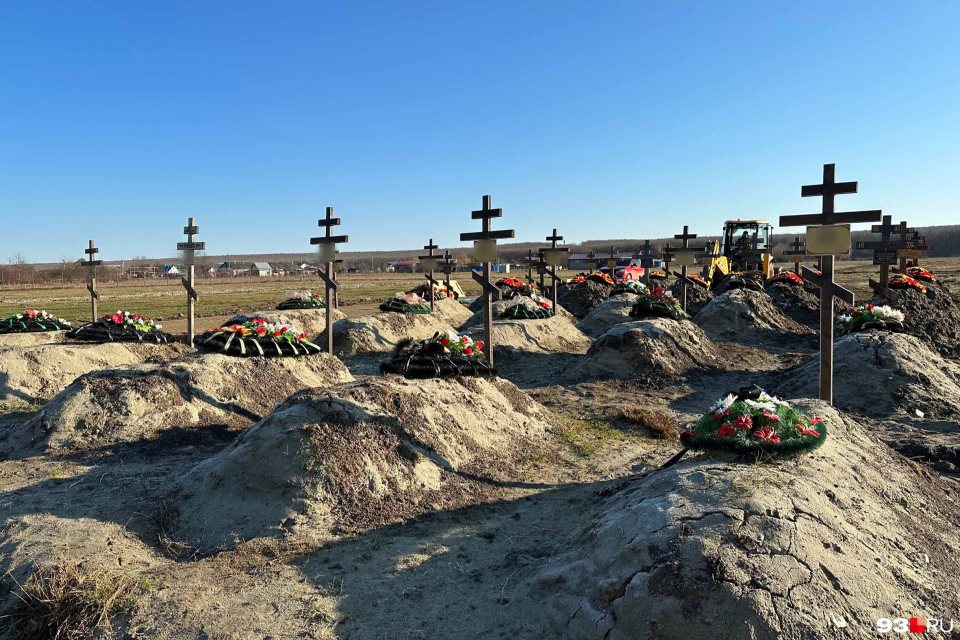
[
  {"left": 855, "top": 215, "right": 907, "bottom": 298},
  {"left": 783, "top": 236, "right": 806, "bottom": 274},
  {"left": 460, "top": 195, "right": 514, "bottom": 366},
  {"left": 419, "top": 238, "right": 440, "bottom": 311},
  {"left": 440, "top": 249, "right": 457, "bottom": 292},
  {"left": 177, "top": 217, "right": 206, "bottom": 344},
  {"left": 540, "top": 228, "right": 568, "bottom": 310},
  {"left": 310, "top": 206, "right": 349, "bottom": 354},
  {"left": 526, "top": 249, "right": 535, "bottom": 284},
  {"left": 80, "top": 240, "right": 103, "bottom": 322},
  {"left": 670, "top": 225, "right": 705, "bottom": 311},
  {"left": 780, "top": 163, "right": 881, "bottom": 404},
  {"left": 906, "top": 229, "right": 929, "bottom": 268}
]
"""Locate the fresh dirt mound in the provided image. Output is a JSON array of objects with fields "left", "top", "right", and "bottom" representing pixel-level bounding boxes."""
[
  {"left": 667, "top": 280, "right": 713, "bottom": 316},
  {"left": 168, "top": 376, "right": 555, "bottom": 553},
  {"left": 531, "top": 401, "right": 960, "bottom": 639},
  {"left": 430, "top": 297, "right": 474, "bottom": 327},
  {"left": 872, "top": 282, "right": 960, "bottom": 358},
  {"left": 775, "top": 332, "right": 960, "bottom": 420},
  {"left": 575, "top": 319, "right": 720, "bottom": 379},
  {"left": 765, "top": 282, "right": 821, "bottom": 327},
  {"left": 694, "top": 289, "right": 813, "bottom": 344},
  {"left": 0, "top": 341, "right": 188, "bottom": 409},
  {"left": 331, "top": 312, "right": 456, "bottom": 356},
  {"left": 462, "top": 299, "right": 577, "bottom": 330},
  {"left": 1, "top": 352, "right": 354, "bottom": 456},
  {"left": 577, "top": 294, "right": 638, "bottom": 339},
  {"left": 0, "top": 331, "right": 69, "bottom": 350},
  {"left": 461, "top": 302, "right": 590, "bottom": 355},
  {"left": 556, "top": 281, "right": 613, "bottom": 319},
  {"left": 241, "top": 308, "right": 347, "bottom": 338}
]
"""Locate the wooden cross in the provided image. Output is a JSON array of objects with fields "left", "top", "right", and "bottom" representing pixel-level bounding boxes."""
[
  {"left": 855, "top": 215, "right": 907, "bottom": 299},
  {"left": 176, "top": 217, "right": 206, "bottom": 344},
  {"left": 440, "top": 249, "right": 457, "bottom": 292},
  {"left": 310, "top": 206, "right": 349, "bottom": 354},
  {"left": 460, "top": 195, "right": 514, "bottom": 366},
  {"left": 539, "top": 228, "right": 568, "bottom": 311},
  {"left": 638, "top": 239, "right": 657, "bottom": 288},
  {"left": 661, "top": 244, "right": 675, "bottom": 274},
  {"left": 525, "top": 249, "right": 535, "bottom": 285},
  {"left": 904, "top": 229, "right": 929, "bottom": 268},
  {"left": 80, "top": 240, "right": 103, "bottom": 321},
  {"left": 586, "top": 249, "right": 596, "bottom": 274},
  {"left": 533, "top": 250, "right": 548, "bottom": 292},
  {"left": 419, "top": 238, "right": 440, "bottom": 311},
  {"left": 783, "top": 236, "right": 806, "bottom": 274},
  {"left": 780, "top": 163, "right": 881, "bottom": 404},
  {"left": 670, "top": 225, "right": 706, "bottom": 311},
  {"left": 606, "top": 246, "right": 618, "bottom": 274}
]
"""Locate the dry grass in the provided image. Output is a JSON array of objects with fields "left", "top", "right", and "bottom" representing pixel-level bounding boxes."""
[
  {"left": 2, "top": 560, "right": 135, "bottom": 640},
  {"left": 616, "top": 407, "right": 679, "bottom": 441}
]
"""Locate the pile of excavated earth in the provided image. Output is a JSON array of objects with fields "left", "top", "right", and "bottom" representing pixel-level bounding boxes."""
[{"left": 2, "top": 270, "right": 960, "bottom": 640}]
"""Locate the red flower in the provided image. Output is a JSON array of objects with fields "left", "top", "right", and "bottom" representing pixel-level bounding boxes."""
[
  {"left": 716, "top": 422, "right": 735, "bottom": 438},
  {"left": 711, "top": 409, "right": 730, "bottom": 421},
  {"left": 440, "top": 337, "right": 450, "bottom": 346},
  {"left": 733, "top": 414, "right": 752, "bottom": 430},
  {"left": 461, "top": 336, "right": 470, "bottom": 344},
  {"left": 475, "top": 341, "right": 485, "bottom": 351},
  {"left": 273, "top": 330, "right": 282, "bottom": 337},
  {"left": 111, "top": 312, "right": 124, "bottom": 324},
  {"left": 464, "top": 346, "right": 474, "bottom": 356},
  {"left": 752, "top": 427, "right": 781, "bottom": 444},
  {"left": 296, "top": 332, "right": 307, "bottom": 340},
  {"left": 26, "top": 309, "right": 38, "bottom": 319},
  {"left": 256, "top": 327, "right": 267, "bottom": 336},
  {"left": 762, "top": 411, "right": 781, "bottom": 423},
  {"left": 810, "top": 416, "right": 823, "bottom": 425},
  {"left": 797, "top": 424, "right": 821, "bottom": 438},
  {"left": 280, "top": 326, "right": 288, "bottom": 333}
]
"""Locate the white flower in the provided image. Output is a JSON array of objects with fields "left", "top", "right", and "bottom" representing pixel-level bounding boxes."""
[
  {"left": 872, "top": 305, "right": 905, "bottom": 322},
  {"left": 710, "top": 394, "right": 737, "bottom": 414},
  {"left": 744, "top": 399, "right": 777, "bottom": 412}
]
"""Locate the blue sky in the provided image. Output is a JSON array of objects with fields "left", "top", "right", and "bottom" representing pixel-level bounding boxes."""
[{"left": 1, "top": 1, "right": 958, "bottom": 262}]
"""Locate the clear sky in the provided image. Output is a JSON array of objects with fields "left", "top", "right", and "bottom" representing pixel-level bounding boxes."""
[{"left": 1, "top": 1, "right": 958, "bottom": 262}]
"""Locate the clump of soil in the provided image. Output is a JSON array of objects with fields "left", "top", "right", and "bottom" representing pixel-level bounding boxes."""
[
  {"left": 1, "top": 352, "right": 354, "bottom": 456},
  {"left": 575, "top": 319, "right": 721, "bottom": 379},
  {"left": 775, "top": 332, "right": 960, "bottom": 420},
  {"left": 694, "top": 288, "right": 813, "bottom": 345},
  {"left": 873, "top": 282, "right": 960, "bottom": 358},
  {"left": 0, "top": 342, "right": 188, "bottom": 410},
  {"left": 167, "top": 376, "right": 556, "bottom": 553},
  {"left": 667, "top": 280, "right": 713, "bottom": 316},
  {"left": 556, "top": 281, "right": 613, "bottom": 319},
  {"left": 765, "top": 281, "right": 822, "bottom": 327},
  {"left": 577, "top": 294, "right": 639, "bottom": 339},
  {"left": 529, "top": 401, "right": 960, "bottom": 639}
]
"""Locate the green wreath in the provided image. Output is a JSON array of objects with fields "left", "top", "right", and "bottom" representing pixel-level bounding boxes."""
[
  {"left": 629, "top": 297, "right": 688, "bottom": 321},
  {"left": 379, "top": 298, "right": 432, "bottom": 314},
  {"left": 0, "top": 311, "right": 72, "bottom": 334},
  {"left": 500, "top": 305, "right": 555, "bottom": 320},
  {"left": 276, "top": 297, "right": 325, "bottom": 310},
  {"left": 680, "top": 386, "right": 827, "bottom": 455}
]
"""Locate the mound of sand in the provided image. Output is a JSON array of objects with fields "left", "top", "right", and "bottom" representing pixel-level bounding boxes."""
[
  {"left": 168, "top": 376, "right": 555, "bottom": 553},
  {"left": 694, "top": 289, "right": 813, "bottom": 343},
  {"left": 775, "top": 332, "right": 960, "bottom": 419},
  {"left": 575, "top": 319, "right": 720, "bottom": 379},
  {"left": 1, "top": 352, "right": 354, "bottom": 456},
  {"left": 330, "top": 306, "right": 462, "bottom": 356},
  {"left": 0, "top": 331, "right": 69, "bottom": 350},
  {"left": 0, "top": 341, "right": 188, "bottom": 409},
  {"left": 461, "top": 302, "right": 590, "bottom": 355},
  {"left": 667, "top": 281, "right": 713, "bottom": 316},
  {"left": 576, "top": 294, "right": 639, "bottom": 339},
  {"left": 873, "top": 283, "right": 960, "bottom": 358},
  {"left": 556, "top": 281, "right": 612, "bottom": 319},
  {"left": 531, "top": 401, "right": 960, "bottom": 639}
]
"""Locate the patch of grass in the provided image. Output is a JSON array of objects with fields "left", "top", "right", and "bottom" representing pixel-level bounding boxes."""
[
  {"left": 556, "top": 415, "right": 624, "bottom": 457},
  {"left": 2, "top": 560, "right": 135, "bottom": 640},
  {"left": 616, "top": 407, "right": 679, "bottom": 441}
]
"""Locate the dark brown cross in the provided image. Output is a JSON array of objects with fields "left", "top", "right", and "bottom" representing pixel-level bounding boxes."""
[
  {"left": 533, "top": 250, "right": 548, "bottom": 292},
  {"left": 638, "top": 239, "right": 657, "bottom": 288},
  {"left": 780, "top": 163, "right": 881, "bottom": 404},
  {"left": 670, "top": 225, "right": 706, "bottom": 311},
  {"left": 310, "top": 206, "right": 349, "bottom": 354},
  {"left": 783, "top": 236, "right": 806, "bottom": 274},
  {"left": 539, "top": 228, "right": 568, "bottom": 310},
  {"left": 440, "top": 250, "right": 457, "bottom": 291},
  {"left": 80, "top": 240, "right": 103, "bottom": 321},
  {"left": 606, "top": 246, "right": 618, "bottom": 273},
  {"left": 856, "top": 215, "right": 907, "bottom": 298},
  {"left": 906, "top": 229, "right": 929, "bottom": 267},
  {"left": 586, "top": 249, "right": 596, "bottom": 273},
  {"left": 177, "top": 217, "right": 205, "bottom": 343},
  {"left": 419, "top": 238, "right": 440, "bottom": 311},
  {"left": 460, "top": 195, "right": 515, "bottom": 366}
]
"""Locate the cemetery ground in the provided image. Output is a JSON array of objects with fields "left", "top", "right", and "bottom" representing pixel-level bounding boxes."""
[{"left": 0, "top": 260, "right": 959, "bottom": 638}]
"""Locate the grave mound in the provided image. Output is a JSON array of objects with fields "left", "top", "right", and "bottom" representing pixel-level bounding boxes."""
[
  {"left": 575, "top": 318, "right": 720, "bottom": 379},
  {"left": 872, "top": 282, "right": 960, "bottom": 357},
  {"left": 1, "top": 352, "right": 353, "bottom": 456},
  {"left": 467, "top": 278, "right": 539, "bottom": 312},
  {"left": 379, "top": 292, "right": 432, "bottom": 314},
  {"left": 332, "top": 312, "right": 454, "bottom": 356},
  {"left": 628, "top": 290, "right": 688, "bottom": 321},
  {"left": 379, "top": 332, "right": 496, "bottom": 378},
  {"left": 167, "top": 376, "right": 554, "bottom": 553},
  {"left": 694, "top": 289, "right": 813, "bottom": 343},
  {"left": 712, "top": 271, "right": 765, "bottom": 295},
  {"left": 245, "top": 308, "right": 347, "bottom": 338},
  {"left": 531, "top": 402, "right": 960, "bottom": 639},
  {"left": 667, "top": 279, "right": 712, "bottom": 316},
  {"left": 194, "top": 317, "right": 323, "bottom": 357},
  {"left": 407, "top": 282, "right": 455, "bottom": 301},
  {"left": 498, "top": 293, "right": 555, "bottom": 320},
  {"left": 776, "top": 332, "right": 960, "bottom": 419},
  {"left": 577, "top": 294, "right": 639, "bottom": 339},
  {"left": 462, "top": 302, "right": 590, "bottom": 355},
  {"left": 67, "top": 311, "right": 173, "bottom": 344},
  {"left": 556, "top": 280, "right": 613, "bottom": 319},
  {"left": 608, "top": 281, "right": 647, "bottom": 297},
  {"left": 276, "top": 290, "right": 325, "bottom": 310},
  {"left": 764, "top": 281, "right": 822, "bottom": 327},
  {"left": 0, "top": 310, "right": 73, "bottom": 334}
]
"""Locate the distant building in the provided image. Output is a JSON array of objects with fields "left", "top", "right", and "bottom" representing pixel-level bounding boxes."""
[
  {"left": 216, "top": 261, "right": 245, "bottom": 277},
  {"left": 393, "top": 260, "right": 418, "bottom": 274},
  {"left": 158, "top": 264, "right": 181, "bottom": 278},
  {"left": 250, "top": 262, "right": 273, "bottom": 277}
]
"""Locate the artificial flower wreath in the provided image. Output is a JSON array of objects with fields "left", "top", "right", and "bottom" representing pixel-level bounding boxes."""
[
  {"left": 681, "top": 386, "right": 827, "bottom": 454},
  {"left": 838, "top": 304, "right": 905, "bottom": 335},
  {"left": 500, "top": 293, "right": 555, "bottom": 319},
  {"left": 194, "top": 316, "right": 321, "bottom": 357},
  {"left": 585, "top": 272, "right": 616, "bottom": 286},
  {"left": 766, "top": 271, "right": 805, "bottom": 287},
  {"left": 379, "top": 291, "right": 432, "bottom": 314},
  {"left": 379, "top": 330, "right": 495, "bottom": 378},
  {"left": 0, "top": 309, "right": 73, "bottom": 334},
  {"left": 905, "top": 266, "right": 937, "bottom": 284},
  {"left": 629, "top": 287, "right": 688, "bottom": 321},
  {"left": 686, "top": 273, "right": 710, "bottom": 289},
  {"left": 888, "top": 274, "right": 927, "bottom": 295},
  {"left": 719, "top": 272, "right": 764, "bottom": 292},
  {"left": 609, "top": 280, "right": 648, "bottom": 297},
  {"left": 276, "top": 290, "right": 326, "bottom": 310},
  {"left": 407, "top": 282, "right": 452, "bottom": 301},
  {"left": 648, "top": 269, "right": 668, "bottom": 281},
  {"left": 68, "top": 310, "right": 172, "bottom": 343}
]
